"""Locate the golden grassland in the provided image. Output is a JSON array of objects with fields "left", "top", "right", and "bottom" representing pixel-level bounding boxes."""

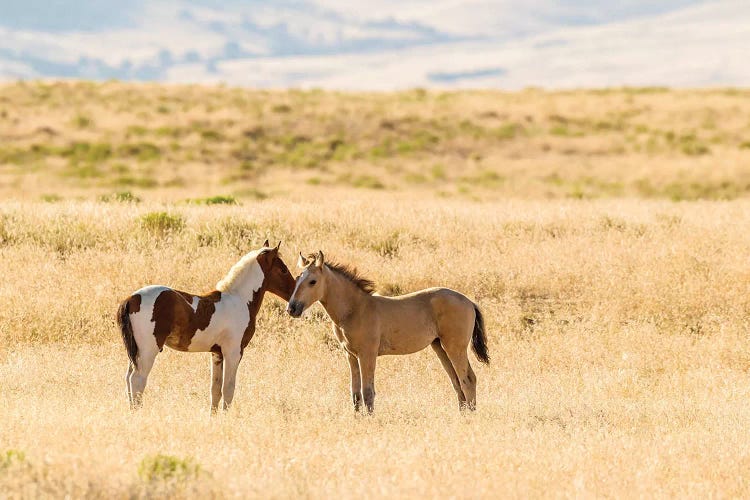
[
  {"left": 1, "top": 82, "right": 750, "bottom": 497},
  {"left": 2, "top": 81, "right": 750, "bottom": 202}
]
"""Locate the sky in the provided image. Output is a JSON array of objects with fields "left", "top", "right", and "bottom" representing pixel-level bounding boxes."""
[{"left": 0, "top": 0, "right": 748, "bottom": 89}]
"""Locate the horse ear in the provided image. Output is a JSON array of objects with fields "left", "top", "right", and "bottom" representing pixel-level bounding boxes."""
[
  {"left": 263, "top": 238, "right": 270, "bottom": 247},
  {"left": 275, "top": 240, "right": 281, "bottom": 250},
  {"left": 298, "top": 252, "right": 309, "bottom": 268},
  {"left": 315, "top": 251, "right": 325, "bottom": 267}
]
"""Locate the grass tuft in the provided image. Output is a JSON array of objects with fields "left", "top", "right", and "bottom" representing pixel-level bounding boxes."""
[
  {"left": 138, "top": 454, "right": 202, "bottom": 482},
  {"left": 98, "top": 191, "right": 141, "bottom": 203},
  {"left": 1, "top": 450, "right": 26, "bottom": 469},
  {"left": 139, "top": 212, "right": 184, "bottom": 234}
]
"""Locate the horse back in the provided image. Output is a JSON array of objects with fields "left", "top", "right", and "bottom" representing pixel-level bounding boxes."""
[{"left": 375, "top": 287, "right": 473, "bottom": 328}]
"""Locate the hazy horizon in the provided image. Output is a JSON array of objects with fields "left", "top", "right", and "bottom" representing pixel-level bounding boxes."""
[{"left": 1, "top": 0, "right": 748, "bottom": 89}]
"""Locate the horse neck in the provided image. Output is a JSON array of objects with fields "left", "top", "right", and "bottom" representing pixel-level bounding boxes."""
[
  {"left": 246, "top": 287, "right": 267, "bottom": 318},
  {"left": 319, "top": 268, "right": 368, "bottom": 327},
  {"left": 223, "top": 264, "right": 266, "bottom": 304}
]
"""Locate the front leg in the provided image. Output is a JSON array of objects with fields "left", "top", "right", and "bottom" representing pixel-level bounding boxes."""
[
  {"left": 221, "top": 349, "right": 242, "bottom": 410},
  {"left": 358, "top": 351, "right": 377, "bottom": 414},
  {"left": 346, "top": 352, "right": 362, "bottom": 412},
  {"left": 210, "top": 351, "right": 224, "bottom": 413}
]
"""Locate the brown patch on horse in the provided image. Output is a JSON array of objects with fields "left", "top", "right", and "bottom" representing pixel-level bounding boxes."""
[
  {"left": 318, "top": 258, "right": 376, "bottom": 295},
  {"left": 151, "top": 289, "right": 222, "bottom": 352},
  {"left": 241, "top": 288, "right": 265, "bottom": 351},
  {"left": 127, "top": 294, "right": 142, "bottom": 314},
  {"left": 195, "top": 291, "right": 222, "bottom": 331}
]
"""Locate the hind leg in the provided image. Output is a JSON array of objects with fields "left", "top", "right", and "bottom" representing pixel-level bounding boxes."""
[
  {"left": 129, "top": 350, "right": 157, "bottom": 410},
  {"left": 431, "top": 340, "right": 466, "bottom": 408},
  {"left": 210, "top": 352, "right": 224, "bottom": 413},
  {"left": 125, "top": 363, "right": 134, "bottom": 406},
  {"left": 444, "top": 347, "right": 477, "bottom": 411}
]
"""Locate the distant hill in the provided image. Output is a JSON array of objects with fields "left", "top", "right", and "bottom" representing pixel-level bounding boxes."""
[{"left": 0, "top": 0, "right": 748, "bottom": 88}]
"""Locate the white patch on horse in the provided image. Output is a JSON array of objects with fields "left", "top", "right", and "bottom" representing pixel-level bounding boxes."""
[
  {"left": 130, "top": 285, "right": 169, "bottom": 358},
  {"left": 186, "top": 294, "right": 249, "bottom": 352},
  {"left": 215, "top": 249, "right": 266, "bottom": 301},
  {"left": 290, "top": 267, "right": 311, "bottom": 303},
  {"left": 190, "top": 296, "right": 199, "bottom": 312}
]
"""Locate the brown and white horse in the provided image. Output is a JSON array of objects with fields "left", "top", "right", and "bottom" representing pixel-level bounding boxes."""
[{"left": 117, "top": 240, "right": 295, "bottom": 411}]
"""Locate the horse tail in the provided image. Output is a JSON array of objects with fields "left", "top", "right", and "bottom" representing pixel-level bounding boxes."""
[
  {"left": 117, "top": 297, "right": 139, "bottom": 369},
  {"left": 471, "top": 303, "right": 490, "bottom": 364}
]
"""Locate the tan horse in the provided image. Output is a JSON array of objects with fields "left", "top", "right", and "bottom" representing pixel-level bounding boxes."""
[
  {"left": 117, "top": 240, "right": 295, "bottom": 412},
  {"left": 287, "top": 251, "right": 489, "bottom": 413}
]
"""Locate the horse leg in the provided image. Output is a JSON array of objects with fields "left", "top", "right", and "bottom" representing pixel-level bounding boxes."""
[
  {"left": 444, "top": 347, "right": 477, "bottom": 411},
  {"left": 358, "top": 351, "right": 377, "bottom": 414},
  {"left": 430, "top": 339, "right": 467, "bottom": 408},
  {"left": 346, "top": 352, "right": 362, "bottom": 412},
  {"left": 221, "top": 350, "right": 242, "bottom": 410},
  {"left": 129, "top": 350, "right": 157, "bottom": 410},
  {"left": 210, "top": 351, "right": 224, "bottom": 413},
  {"left": 125, "top": 362, "right": 134, "bottom": 406}
]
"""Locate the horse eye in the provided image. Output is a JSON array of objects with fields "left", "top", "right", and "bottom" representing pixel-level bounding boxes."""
[
  {"left": 309, "top": 280, "right": 317, "bottom": 286},
  {"left": 280, "top": 268, "right": 288, "bottom": 275}
]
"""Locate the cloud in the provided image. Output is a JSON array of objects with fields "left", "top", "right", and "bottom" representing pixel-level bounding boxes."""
[{"left": 0, "top": 0, "right": 747, "bottom": 88}]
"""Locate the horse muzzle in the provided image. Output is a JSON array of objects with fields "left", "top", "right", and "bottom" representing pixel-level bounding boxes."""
[{"left": 287, "top": 300, "right": 304, "bottom": 318}]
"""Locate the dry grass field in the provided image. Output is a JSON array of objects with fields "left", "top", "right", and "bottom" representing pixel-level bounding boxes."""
[{"left": 2, "top": 82, "right": 750, "bottom": 498}]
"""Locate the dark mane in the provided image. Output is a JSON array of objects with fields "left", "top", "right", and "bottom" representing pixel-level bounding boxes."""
[{"left": 324, "top": 260, "right": 376, "bottom": 295}]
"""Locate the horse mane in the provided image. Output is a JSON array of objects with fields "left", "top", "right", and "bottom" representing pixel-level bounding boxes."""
[
  {"left": 324, "top": 260, "right": 376, "bottom": 295},
  {"left": 216, "top": 248, "right": 267, "bottom": 293}
]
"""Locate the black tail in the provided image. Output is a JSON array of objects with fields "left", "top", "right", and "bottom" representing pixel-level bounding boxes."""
[
  {"left": 118, "top": 298, "right": 139, "bottom": 369},
  {"left": 471, "top": 304, "right": 490, "bottom": 364}
]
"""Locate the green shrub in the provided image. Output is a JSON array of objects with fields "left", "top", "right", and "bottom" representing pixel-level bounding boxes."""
[
  {"left": 40, "top": 194, "right": 62, "bottom": 203},
  {"left": 99, "top": 191, "right": 141, "bottom": 203},
  {"left": 118, "top": 142, "right": 161, "bottom": 162},
  {"left": 62, "top": 164, "right": 103, "bottom": 178},
  {"left": 138, "top": 454, "right": 201, "bottom": 482},
  {"left": 431, "top": 164, "right": 446, "bottom": 180},
  {"left": 72, "top": 114, "right": 93, "bottom": 129},
  {"left": 1, "top": 449, "right": 26, "bottom": 469},
  {"left": 139, "top": 212, "right": 184, "bottom": 234},
  {"left": 60, "top": 142, "right": 112, "bottom": 165},
  {"left": 126, "top": 125, "right": 148, "bottom": 136},
  {"left": 271, "top": 104, "right": 292, "bottom": 113},
  {"left": 187, "top": 195, "right": 238, "bottom": 205},
  {"left": 493, "top": 123, "right": 521, "bottom": 139},
  {"left": 351, "top": 175, "right": 384, "bottom": 189},
  {"left": 200, "top": 129, "right": 224, "bottom": 141}
]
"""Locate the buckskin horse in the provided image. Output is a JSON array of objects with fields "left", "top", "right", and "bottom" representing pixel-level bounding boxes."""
[
  {"left": 287, "top": 251, "right": 489, "bottom": 413},
  {"left": 117, "top": 240, "right": 295, "bottom": 411}
]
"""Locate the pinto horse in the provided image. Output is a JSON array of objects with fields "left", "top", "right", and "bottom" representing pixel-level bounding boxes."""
[
  {"left": 287, "top": 251, "right": 489, "bottom": 413},
  {"left": 117, "top": 240, "right": 295, "bottom": 411}
]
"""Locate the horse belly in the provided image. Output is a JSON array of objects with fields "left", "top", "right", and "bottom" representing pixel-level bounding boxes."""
[
  {"left": 185, "top": 328, "right": 222, "bottom": 352},
  {"left": 379, "top": 325, "right": 436, "bottom": 355}
]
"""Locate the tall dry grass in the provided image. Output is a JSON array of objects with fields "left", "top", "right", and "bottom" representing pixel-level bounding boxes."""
[{"left": 2, "top": 195, "right": 750, "bottom": 497}]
